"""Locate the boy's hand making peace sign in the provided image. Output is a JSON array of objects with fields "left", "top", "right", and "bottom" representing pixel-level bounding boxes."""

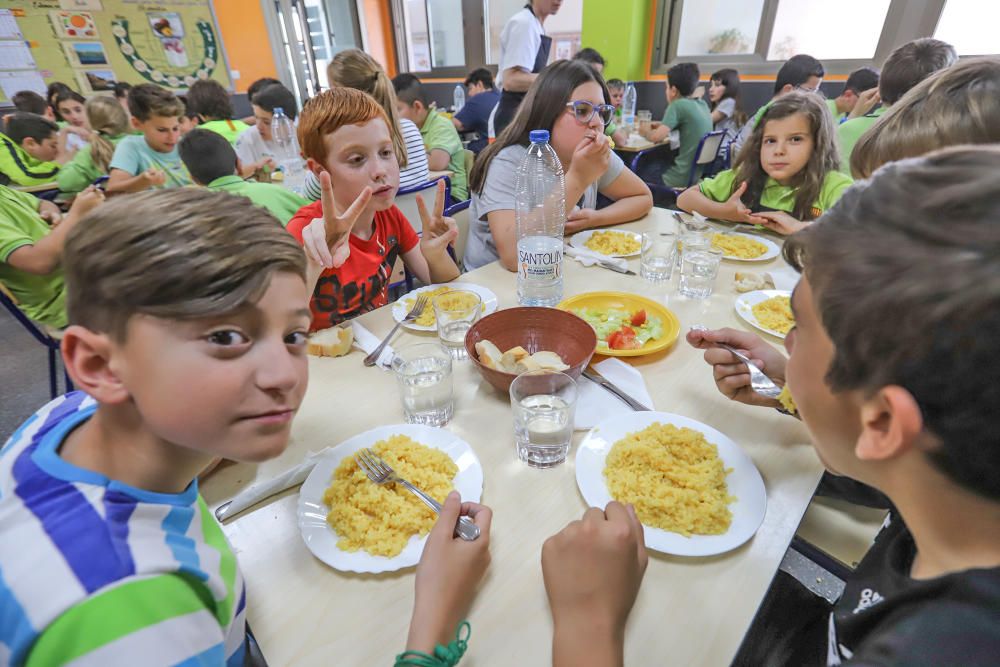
[
  {"left": 301, "top": 170, "right": 373, "bottom": 269},
  {"left": 416, "top": 179, "right": 458, "bottom": 258}
]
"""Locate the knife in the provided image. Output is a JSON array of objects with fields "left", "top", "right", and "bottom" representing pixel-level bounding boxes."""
[
  {"left": 582, "top": 369, "right": 652, "bottom": 411},
  {"left": 214, "top": 448, "right": 330, "bottom": 522},
  {"left": 596, "top": 260, "right": 636, "bottom": 276}
]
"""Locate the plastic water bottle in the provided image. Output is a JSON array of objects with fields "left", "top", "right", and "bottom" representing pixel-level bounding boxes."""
[
  {"left": 622, "top": 82, "right": 637, "bottom": 132},
  {"left": 515, "top": 130, "right": 565, "bottom": 307},
  {"left": 270, "top": 106, "right": 305, "bottom": 195},
  {"left": 453, "top": 84, "right": 465, "bottom": 113}
]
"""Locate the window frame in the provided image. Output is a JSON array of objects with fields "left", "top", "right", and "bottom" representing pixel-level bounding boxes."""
[
  {"left": 391, "top": 0, "right": 489, "bottom": 78},
  {"left": 652, "top": 0, "right": 950, "bottom": 77}
]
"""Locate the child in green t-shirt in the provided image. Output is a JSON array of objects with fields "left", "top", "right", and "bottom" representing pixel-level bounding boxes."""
[
  {"left": 641, "top": 62, "right": 713, "bottom": 188},
  {"left": 0, "top": 113, "right": 72, "bottom": 187},
  {"left": 678, "top": 92, "right": 852, "bottom": 235},
  {"left": 56, "top": 96, "right": 130, "bottom": 195},
  {"left": 185, "top": 79, "right": 251, "bottom": 145}
]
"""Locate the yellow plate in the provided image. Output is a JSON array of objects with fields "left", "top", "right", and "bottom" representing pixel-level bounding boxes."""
[{"left": 557, "top": 292, "right": 680, "bottom": 357}]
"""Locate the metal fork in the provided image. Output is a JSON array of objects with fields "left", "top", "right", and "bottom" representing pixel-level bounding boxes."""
[
  {"left": 354, "top": 448, "right": 481, "bottom": 541},
  {"left": 364, "top": 295, "right": 428, "bottom": 367},
  {"left": 690, "top": 324, "right": 782, "bottom": 399}
]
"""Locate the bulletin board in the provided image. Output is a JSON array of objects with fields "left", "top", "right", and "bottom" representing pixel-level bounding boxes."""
[{"left": 0, "top": 0, "right": 232, "bottom": 104}]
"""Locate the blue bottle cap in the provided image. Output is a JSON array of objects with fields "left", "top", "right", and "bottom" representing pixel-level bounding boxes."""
[
  {"left": 273, "top": 107, "right": 284, "bottom": 114},
  {"left": 529, "top": 129, "right": 550, "bottom": 143}
]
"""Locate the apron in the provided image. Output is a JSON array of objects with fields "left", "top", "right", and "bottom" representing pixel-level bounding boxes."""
[{"left": 494, "top": 5, "right": 551, "bottom": 137}]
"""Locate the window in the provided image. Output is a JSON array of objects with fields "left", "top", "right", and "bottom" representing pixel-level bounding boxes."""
[
  {"left": 675, "top": 0, "right": 766, "bottom": 56},
  {"left": 934, "top": 0, "right": 1000, "bottom": 56},
  {"left": 396, "top": 0, "right": 484, "bottom": 75},
  {"left": 485, "top": 0, "right": 525, "bottom": 64},
  {"left": 767, "top": 0, "right": 891, "bottom": 61},
  {"left": 427, "top": 0, "right": 466, "bottom": 68}
]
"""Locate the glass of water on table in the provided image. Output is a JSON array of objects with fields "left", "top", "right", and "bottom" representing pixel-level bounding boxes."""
[
  {"left": 641, "top": 231, "right": 676, "bottom": 283},
  {"left": 510, "top": 370, "right": 578, "bottom": 468},
  {"left": 678, "top": 246, "right": 724, "bottom": 299},
  {"left": 433, "top": 290, "right": 482, "bottom": 360},
  {"left": 392, "top": 343, "right": 454, "bottom": 426}
]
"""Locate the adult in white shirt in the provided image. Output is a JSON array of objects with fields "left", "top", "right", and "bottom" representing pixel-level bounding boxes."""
[
  {"left": 235, "top": 83, "right": 298, "bottom": 177},
  {"left": 493, "top": 0, "right": 561, "bottom": 138}
]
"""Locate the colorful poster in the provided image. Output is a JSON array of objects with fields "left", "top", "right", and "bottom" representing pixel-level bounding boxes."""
[
  {"left": 75, "top": 67, "right": 116, "bottom": 93},
  {"left": 147, "top": 12, "right": 184, "bottom": 39},
  {"left": 49, "top": 10, "right": 99, "bottom": 39},
  {"left": 111, "top": 18, "right": 219, "bottom": 89},
  {"left": 62, "top": 41, "right": 109, "bottom": 66}
]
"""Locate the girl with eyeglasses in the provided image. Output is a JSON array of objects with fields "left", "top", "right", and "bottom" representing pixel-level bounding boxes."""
[{"left": 464, "top": 59, "right": 652, "bottom": 272}]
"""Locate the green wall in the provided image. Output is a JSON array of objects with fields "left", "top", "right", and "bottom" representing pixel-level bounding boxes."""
[{"left": 580, "top": 0, "right": 653, "bottom": 81}]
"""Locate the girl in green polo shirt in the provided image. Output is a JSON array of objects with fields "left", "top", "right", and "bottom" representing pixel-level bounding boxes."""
[
  {"left": 678, "top": 92, "right": 852, "bottom": 235},
  {"left": 56, "top": 96, "right": 129, "bottom": 195}
]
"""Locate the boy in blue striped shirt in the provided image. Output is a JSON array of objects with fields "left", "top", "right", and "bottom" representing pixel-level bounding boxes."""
[{"left": 0, "top": 189, "right": 492, "bottom": 666}]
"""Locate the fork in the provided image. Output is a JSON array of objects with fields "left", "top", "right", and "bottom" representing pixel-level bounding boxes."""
[
  {"left": 690, "top": 324, "right": 782, "bottom": 400},
  {"left": 364, "top": 294, "right": 428, "bottom": 367},
  {"left": 354, "top": 448, "right": 481, "bottom": 541}
]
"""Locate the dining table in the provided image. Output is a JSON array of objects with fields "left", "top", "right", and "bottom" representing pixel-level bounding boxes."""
[{"left": 200, "top": 207, "right": 823, "bottom": 666}]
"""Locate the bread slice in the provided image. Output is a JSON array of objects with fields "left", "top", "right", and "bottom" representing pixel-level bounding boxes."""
[
  {"left": 475, "top": 340, "right": 503, "bottom": 369},
  {"left": 514, "top": 356, "right": 542, "bottom": 373},
  {"left": 307, "top": 325, "right": 354, "bottom": 357},
  {"left": 530, "top": 350, "right": 569, "bottom": 372},
  {"left": 500, "top": 346, "right": 530, "bottom": 372}
]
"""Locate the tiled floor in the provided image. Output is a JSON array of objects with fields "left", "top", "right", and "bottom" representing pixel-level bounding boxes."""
[{"left": 0, "top": 306, "right": 57, "bottom": 442}]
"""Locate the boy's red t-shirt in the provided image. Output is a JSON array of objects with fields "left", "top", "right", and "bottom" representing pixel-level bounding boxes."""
[{"left": 287, "top": 202, "right": 419, "bottom": 331}]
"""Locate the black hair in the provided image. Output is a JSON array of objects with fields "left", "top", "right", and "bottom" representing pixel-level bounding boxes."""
[
  {"left": 252, "top": 83, "right": 298, "bottom": 120},
  {"left": 710, "top": 68, "right": 746, "bottom": 126},
  {"left": 667, "top": 62, "right": 700, "bottom": 97},
  {"left": 464, "top": 67, "right": 494, "bottom": 90},
  {"left": 246, "top": 77, "right": 282, "bottom": 101},
  {"left": 49, "top": 86, "right": 86, "bottom": 122},
  {"left": 573, "top": 47, "right": 606, "bottom": 68},
  {"left": 844, "top": 67, "right": 879, "bottom": 95},
  {"left": 113, "top": 81, "right": 132, "bottom": 99},
  {"left": 5, "top": 112, "right": 58, "bottom": 145},
  {"left": 774, "top": 54, "right": 825, "bottom": 94},
  {"left": 185, "top": 79, "right": 234, "bottom": 121},
  {"left": 392, "top": 73, "right": 428, "bottom": 106},
  {"left": 178, "top": 127, "right": 238, "bottom": 185},
  {"left": 11, "top": 91, "right": 48, "bottom": 116}
]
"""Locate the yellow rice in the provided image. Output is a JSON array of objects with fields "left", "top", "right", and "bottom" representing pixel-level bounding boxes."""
[
  {"left": 404, "top": 287, "right": 478, "bottom": 327},
  {"left": 324, "top": 435, "right": 457, "bottom": 557},
  {"left": 778, "top": 386, "right": 797, "bottom": 414},
  {"left": 712, "top": 233, "right": 768, "bottom": 259},
  {"left": 603, "top": 423, "right": 734, "bottom": 537},
  {"left": 751, "top": 295, "right": 794, "bottom": 334},
  {"left": 584, "top": 230, "right": 640, "bottom": 255}
]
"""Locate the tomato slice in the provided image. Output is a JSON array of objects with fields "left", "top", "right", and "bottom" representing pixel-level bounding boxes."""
[
  {"left": 607, "top": 330, "right": 625, "bottom": 350},
  {"left": 607, "top": 326, "right": 640, "bottom": 350},
  {"left": 630, "top": 309, "right": 647, "bottom": 327}
]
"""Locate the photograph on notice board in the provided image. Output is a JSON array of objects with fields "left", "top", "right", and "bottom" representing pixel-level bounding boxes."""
[
  {"left": 49, "top": 10, "right": 99, "bottom": 39},
  {"left": 147, "top": 12, "right": 185, "bottom": 39},
  {"left": 75, "top": 68, "right": 116, "bottom": 93},
  {"left": 62, "top": 41, "right": 109, "bottom": 66}
]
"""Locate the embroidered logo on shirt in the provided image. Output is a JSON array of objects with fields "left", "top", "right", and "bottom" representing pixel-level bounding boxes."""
[{"left": 853, "top": 588, "right": 884, "bottom": 614}]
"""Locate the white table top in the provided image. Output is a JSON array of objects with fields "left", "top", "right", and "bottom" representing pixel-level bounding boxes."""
[{"left": 201, "top": 208, "right": 822, "bottom": 666}]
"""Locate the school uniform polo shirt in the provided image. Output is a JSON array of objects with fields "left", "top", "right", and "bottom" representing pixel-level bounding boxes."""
[
  {"left": 826, "top": 99, "right": 847, "bottom": 124},
  {"left": 837, "top": 107, "right": 887, "bottom": 174},
  {"left": 660, "top": 97, "right": 713, "bottom": 188},
  {"left": 699, "top": 168, "right": 853, "bottom": 219},
  {"left": 205, "top": 174, "right": 309, "bottom": 226},
  {"left": 0, "top": 185, "right": 66, "bottom": 328},
  {"left": 419, "top": 109, "right": 468, "bottom": 201},
  {"left": 0, "top": 132, "right": 60, "bottom": 187},
  {"left": 200, "top": 119, "right": 252, "bottom": 146},
  {"left": 55, "top": 134, "right": 125, "bottom": 195}
]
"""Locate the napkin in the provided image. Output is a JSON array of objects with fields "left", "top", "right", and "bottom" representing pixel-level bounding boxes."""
[
  {"left": 564, "top": 245, "right": 629, "bottom": 272},
  {"left": 764, "top": 266, "right": 800, "bottom": 291},
  {"left": 350, "top": 321, "right": 395, "bottom": 370},
  {"left": 215, "top": 448, "right": 330, "bottom": 521},
  {"left": 575, "top": 358, "right": 655, "bottom": 430}
]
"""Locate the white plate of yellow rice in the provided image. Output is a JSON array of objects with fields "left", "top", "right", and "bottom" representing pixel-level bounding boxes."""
[
  {"left": 392, "top": 283, "right": 499, "bottom": 331},
  {"left": 575, "top": 412, "right": 766, "bottom": 556},
  {"left": 298, "top": 424, "right": 484, "bottom": 573},
  {"left": 570, "top": 229, "right": 643, "bottom": 257},
  {"left": 711, "top": 232, "right": 780, "bottom": 262},
  {"left": 735, "top": 290, "right": 794, "bottom": 339}
]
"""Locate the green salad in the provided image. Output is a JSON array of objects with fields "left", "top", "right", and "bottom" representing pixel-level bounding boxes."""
[{"left": 572, "top": 307, "right": 664, "bottom": 351}]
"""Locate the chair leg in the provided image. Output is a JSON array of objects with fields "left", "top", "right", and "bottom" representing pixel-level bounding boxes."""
[
  {"left": 64, "top": 366, "right": 74, "bottom": 393},
  {"left": 48, "top": 347, "right": 57, "bottom": 399}
]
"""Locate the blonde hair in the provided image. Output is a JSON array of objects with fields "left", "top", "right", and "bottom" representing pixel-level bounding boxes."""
[
  {"left": 733, "top": 92, "right": 840, "bottom": 221},
  {"left": 85, "top": 96, "right": 129, "bottom": 174},
  {"left": 850, "top": 57, "right": 1000, "bottom": 179},
  {"left": 64, "top": 189, "right": 305, "bottom": 341},
  {"left": 326, "top": 49, "right": 408, "bottom": 167},
  {"left": 297, "top": 87, "right": 390, "bottom": 167}
]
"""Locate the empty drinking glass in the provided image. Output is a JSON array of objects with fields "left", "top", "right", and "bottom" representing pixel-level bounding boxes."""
[
  {"left": 637, "top": 110, "right": 652, "bottom": 137},
  {"left": 510, "top": 370, "right": 577, "bottom": 468},
  {"left": 678, "top": 247, "right": 724, "bottom": 299},
  {"left": 641, "top": 231, "right": 676, "bottom": 283},
  {"left": 433, "top": 290, "right": 481, "bottom": 360},
  {"left": 392, "top": 343, "right": 454, "bottom": 426}
]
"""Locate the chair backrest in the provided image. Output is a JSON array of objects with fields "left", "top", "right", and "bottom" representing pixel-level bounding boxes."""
[
  {"left": 443, "top": 199, "right": 471, "bottom": 269},
  {"left": 0, "top": 282, "right": 57, "bottom": 348},
  {"left": 687, "top": 130, "right": 728, "bottom": 187},
  {"left": 395, "top": 176, "right": 451, "bottom": 234}
]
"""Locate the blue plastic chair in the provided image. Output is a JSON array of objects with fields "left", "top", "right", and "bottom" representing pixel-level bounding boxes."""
[
  {"left": 392, "top": 176, "right": 453, "bottom": 294},
  {"left": 678, "top": 129, "right": 729, "bottom": 190},
  {"left": 442, "top": 198, "right": 471, "bottom": 267},
  {"left": 0, "top": 285, "right": 71, "bottom": 399}
]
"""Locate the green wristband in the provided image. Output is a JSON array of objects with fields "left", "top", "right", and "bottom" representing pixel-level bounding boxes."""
[{"left": 394, "top": 621, "right": 471, "bottom": 667}]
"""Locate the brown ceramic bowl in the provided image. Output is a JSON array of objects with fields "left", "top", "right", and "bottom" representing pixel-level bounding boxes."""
[{"left": 464, "top": 307, "right": 598, "bottom": 393}]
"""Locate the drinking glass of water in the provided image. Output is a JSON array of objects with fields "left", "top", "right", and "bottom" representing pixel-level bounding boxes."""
[
  {"left": 433, "top": 290, "right": 481, "bottom": 360},
  {"left": 392, "top": 343, "right": 454, "bottom": 426},
  {"left": 510, "top": 370, "right": 578, "bottom": 468},
  {"left": 678, "top": 247, "right": 724, "bottom": 299},
  {"left": 641, "top": 231, "right": 675, "bottom": 283}
]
